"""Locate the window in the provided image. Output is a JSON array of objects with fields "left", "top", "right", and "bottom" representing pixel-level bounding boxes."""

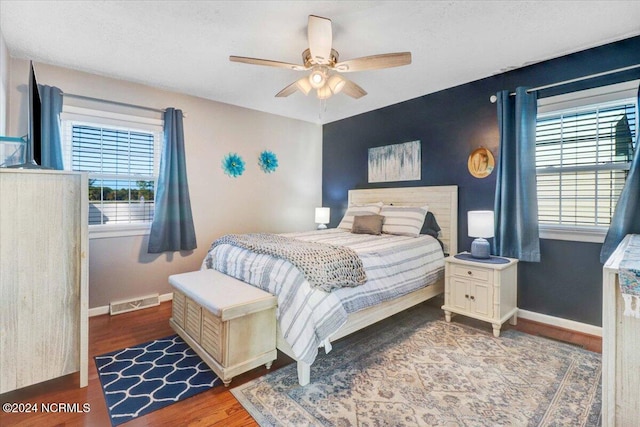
[
  {"left": 61, "top": 106, "right": 163, "bottom": 237},
  {"left": 535, "top": 81, "right": 637, "bottom": 242}
]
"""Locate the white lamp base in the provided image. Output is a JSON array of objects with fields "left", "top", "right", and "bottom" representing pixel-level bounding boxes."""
[{"left": 471, "top": 237, "right": 490, "bottom": 259}]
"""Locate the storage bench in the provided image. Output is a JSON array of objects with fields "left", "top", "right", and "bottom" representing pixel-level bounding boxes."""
[{"left": 169, "top": 269, "right": 277, "bottom": 386}]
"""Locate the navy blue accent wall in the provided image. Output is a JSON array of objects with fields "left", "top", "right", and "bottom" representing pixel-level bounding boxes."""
[{"left": 322, "top": 36, "right": 640, "bottom": 327}]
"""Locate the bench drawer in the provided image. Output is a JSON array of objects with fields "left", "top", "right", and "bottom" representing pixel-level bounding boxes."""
[
  {"left": 185, "top": 297, "right": 202, "bottom": 342},
  {"left": 172, "top": 290, "right": 186, "bottom": 328},
  {"left": 202, "top": 310, "right": 224, "bottom": 363}
]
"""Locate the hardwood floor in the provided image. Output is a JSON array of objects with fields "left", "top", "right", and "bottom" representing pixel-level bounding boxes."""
[{"left": 0, "top": 299, "right": 601, "bottom": 427}]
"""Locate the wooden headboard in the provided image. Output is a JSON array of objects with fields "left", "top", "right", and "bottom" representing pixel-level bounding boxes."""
[{"left": 348, "top": 186, "right": 458, "bottom": 255}]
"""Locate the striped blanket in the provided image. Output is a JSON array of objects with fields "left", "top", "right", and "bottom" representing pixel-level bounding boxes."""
[{"left": 202, "top": 229, "right": 444, "bottom": 364}]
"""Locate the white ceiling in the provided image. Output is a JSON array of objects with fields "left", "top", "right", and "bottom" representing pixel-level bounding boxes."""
[{"left": 1, "top": 1, "right": 639, "bottom": 124}]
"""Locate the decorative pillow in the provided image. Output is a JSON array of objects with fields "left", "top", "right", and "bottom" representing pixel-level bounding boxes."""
[
  {"left": 420, "top": 211, "right": 441, "bottom": 238},
  {"left": 337, "top": 202, "right": 383, "bottom": 229},
  {"left": 352, "top": 214, "right": 384, "bottom": 235},
  {"left": 381, "top": 205, "right": 429, "bottom": 237}
]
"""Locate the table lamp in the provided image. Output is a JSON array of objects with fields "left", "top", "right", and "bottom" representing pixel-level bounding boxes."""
[
  {"left": 315, "top": 207, "right": 330, "bottom": 229},
  {"left": 468, "top": 210, "right": 494, "bottom": 259}
]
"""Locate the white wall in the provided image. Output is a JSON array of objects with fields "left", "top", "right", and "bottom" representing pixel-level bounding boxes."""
[
  {"left": 7, "top": 58, "right": 323, "bottom": 308},
  {"left": 0, "top": 28, "right": 8, "bottom": 135}
]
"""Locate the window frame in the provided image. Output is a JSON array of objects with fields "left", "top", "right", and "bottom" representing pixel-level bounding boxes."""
[
  {"left": 60, "top": 106, "right": 163, "bottom": 239},
  {"left": 535, "top": 80, "right": 638, "bottom": 243}
]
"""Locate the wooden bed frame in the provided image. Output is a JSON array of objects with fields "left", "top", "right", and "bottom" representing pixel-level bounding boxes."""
[{"left": 276, "top": 185, "right": 458, "bottom": 385}]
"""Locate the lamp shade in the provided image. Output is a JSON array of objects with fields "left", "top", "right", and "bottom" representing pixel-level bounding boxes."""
[
  {"left": 327, "top": 74, "right": 345, "bottom": 94},
  {"left": 295, "top": 77, "right": 312, "bottom": 95},
  {"left": 316, "top": 84, "right": 332, "bottom": 100},
  {"left": 468, "top": 210, "right": 494, "bottom": 238},
  {"left": 315, "top": 207, "right": 330, "bottom": 224},
  {"left": 309, "top": 67, "right": 326, "bottom": 89}
]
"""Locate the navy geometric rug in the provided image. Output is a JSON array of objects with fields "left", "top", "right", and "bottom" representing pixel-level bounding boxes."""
[{"left": 95, "top": 334, "right": 220, "bottom": 426}]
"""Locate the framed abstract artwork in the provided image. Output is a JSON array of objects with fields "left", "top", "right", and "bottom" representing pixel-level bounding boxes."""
[{"left": 368, "top": 140, "right": 421, "bottom": 183}]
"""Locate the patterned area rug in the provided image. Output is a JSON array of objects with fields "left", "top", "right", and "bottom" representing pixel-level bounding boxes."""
[
  {"left": 95, "top": 335, "right": 220, "bottom": 426},
  {"left": 232, "top": 305, "right": 601, "bottom": 426}
]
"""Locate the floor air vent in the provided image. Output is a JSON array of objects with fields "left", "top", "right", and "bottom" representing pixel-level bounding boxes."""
[{"left": 110, "top": 293, "right": 160, "bottom": 315}]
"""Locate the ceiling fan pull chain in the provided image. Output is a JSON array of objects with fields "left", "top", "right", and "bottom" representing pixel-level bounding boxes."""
[{"left": 318, "top": 99, "right": 327, "bottom": 120}]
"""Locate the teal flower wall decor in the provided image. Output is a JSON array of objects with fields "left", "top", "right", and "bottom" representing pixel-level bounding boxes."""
[
  {"left": 259, "top": 150, "right": 278, "bottom": 173},
  {"left": 222, "top": 153, "right": 245, "bottom": 178}
]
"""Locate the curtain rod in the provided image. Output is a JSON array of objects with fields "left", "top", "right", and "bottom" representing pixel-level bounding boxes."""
[
  {"left": 489, "top": 63, "right": 640, "bottom": 103},
  {"left": 61, "top": 92, "right": 186, "bottom": 117}
]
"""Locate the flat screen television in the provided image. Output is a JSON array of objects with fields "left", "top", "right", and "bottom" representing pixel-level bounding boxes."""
[
  {"left": 29, "top": 60, "right": 42, "bottom": 166},
  {"left": 9, "top": 60, "right": 42, "bottom": 168}
]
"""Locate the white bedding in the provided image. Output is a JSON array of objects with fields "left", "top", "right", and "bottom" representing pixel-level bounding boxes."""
[{"left": 202, "top": 228, "right": 444, "bottom": 364}]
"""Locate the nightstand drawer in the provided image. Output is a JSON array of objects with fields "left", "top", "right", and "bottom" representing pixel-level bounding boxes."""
[{"left": 451, "top": 264, "right": 491, "bottom": 282}]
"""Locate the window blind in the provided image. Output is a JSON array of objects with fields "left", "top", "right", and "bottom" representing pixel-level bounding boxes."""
[
  {"left": 71, "top": 124, "right": 158, "bottom": 225},
  {"left": 536, "top": 101, "right": 636, "bottom": 227}
]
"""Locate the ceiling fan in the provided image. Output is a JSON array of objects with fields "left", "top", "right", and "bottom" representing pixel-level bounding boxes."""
[{"left": 229, "top": 15, "right": 411, "bottom": 100}]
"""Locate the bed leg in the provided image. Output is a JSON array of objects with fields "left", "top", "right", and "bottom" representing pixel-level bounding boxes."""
[{"left": 297, "top": 361, "right": 310, "bottom": 386}]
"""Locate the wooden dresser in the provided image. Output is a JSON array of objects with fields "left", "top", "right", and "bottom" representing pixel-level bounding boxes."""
[
  {"left": 602, "top": 235, "right": 640, "bottom": 426},
  {"left": 0, "top": 169, "right": 88, "bottom": 393}
]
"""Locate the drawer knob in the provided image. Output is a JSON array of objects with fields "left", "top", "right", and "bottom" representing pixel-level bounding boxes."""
[
  {"left": 467, "top": 271, "right": 472, "bottom": 275},
  {"left": 470, "top": 295, "right": 475, "bottom": 301},
  {"left": 465, "top": 294, "right": 469, "bottom": 299}
]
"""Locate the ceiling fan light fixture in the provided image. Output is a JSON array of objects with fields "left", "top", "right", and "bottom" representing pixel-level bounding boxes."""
[
  {"left": 309, "top": 66, "right": 327, "bottom": 89},
  {"left": 231, "top": 15, "right": 412, "bottom": 103},
  {"left": 317, "top": 84, "right": 332, "bottom": 100},
  {"left": 295, "top": 77, "right": 312, "bottom": 95},
  {"left": 327, "top": 74, "right": 345, "bottom": 94}
]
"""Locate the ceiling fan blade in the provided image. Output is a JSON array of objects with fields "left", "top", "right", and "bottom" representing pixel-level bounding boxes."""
[
  {"left": 341, "top": 79, "right": 367, "bottom": 99},
  {"left": 334, "top": 52, "right": 412, "bottom": 72},
  {"left": 308, "top": 15, "right": 332, "bottom": 65},
  {"left": 276, "top": 77, "right": 312, "bottom": 97},
  {"left": 275, "top": 81, "right": 299, "bottom": 98},
  {"left": 229, "top": 56, "right": 307, "bottom": 71}
]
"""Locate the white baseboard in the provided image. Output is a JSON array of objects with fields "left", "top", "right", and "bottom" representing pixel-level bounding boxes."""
[
  {"left": 88, "top": 296, "right": 602, "bottom": 338},
  {"left": 518, "top": 309, "right": 602, "bottom": 337},
  {"left": 89, "top": 292, "right": 174, "bottom": 318},
  {"left": 159, "top": 292, "right": 174, "bottom": 303}
]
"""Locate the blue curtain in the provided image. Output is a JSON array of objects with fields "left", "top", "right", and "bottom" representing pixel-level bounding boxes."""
[
  {"left": 494, "top": 87, "right": 541, "bottom": 262},
  {"left": 38, "top": 85, "right": 64, "bottom": 170},
  {"left": 600, "top": 84, "right": 640, "bottom": 263},
  {"left": 148, "top": 108, "right": 197, "bottom": 253}
]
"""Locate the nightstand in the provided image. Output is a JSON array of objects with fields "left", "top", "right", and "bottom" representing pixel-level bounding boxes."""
[{"left": 442, "top": 253, "right": 518, "bottom": 337}]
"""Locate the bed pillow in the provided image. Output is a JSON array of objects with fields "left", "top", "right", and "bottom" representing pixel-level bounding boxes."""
[
  {"left": 380, "top": 205, "right": 429, "bottom": 237},
  {"left": 352, "top": 214, "right": 384, "bottom": 235},
  {"left": 337, "top": 202, "right": 383, "bottom": 229},
  {"left": 420, "top": 211, "right": 441, "bottom": 238}
]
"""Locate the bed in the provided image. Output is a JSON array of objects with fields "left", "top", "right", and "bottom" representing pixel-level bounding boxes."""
[{"left": 203, "top": 185, "right": 458, "bottom": 385}]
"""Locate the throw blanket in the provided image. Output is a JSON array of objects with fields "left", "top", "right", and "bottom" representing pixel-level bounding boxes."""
[
  {"left": 619, "top": 234, "right": 640, "bottom": 318},
  {"left": 210, "top": 233, "right": 367, "bottom": 291}
]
